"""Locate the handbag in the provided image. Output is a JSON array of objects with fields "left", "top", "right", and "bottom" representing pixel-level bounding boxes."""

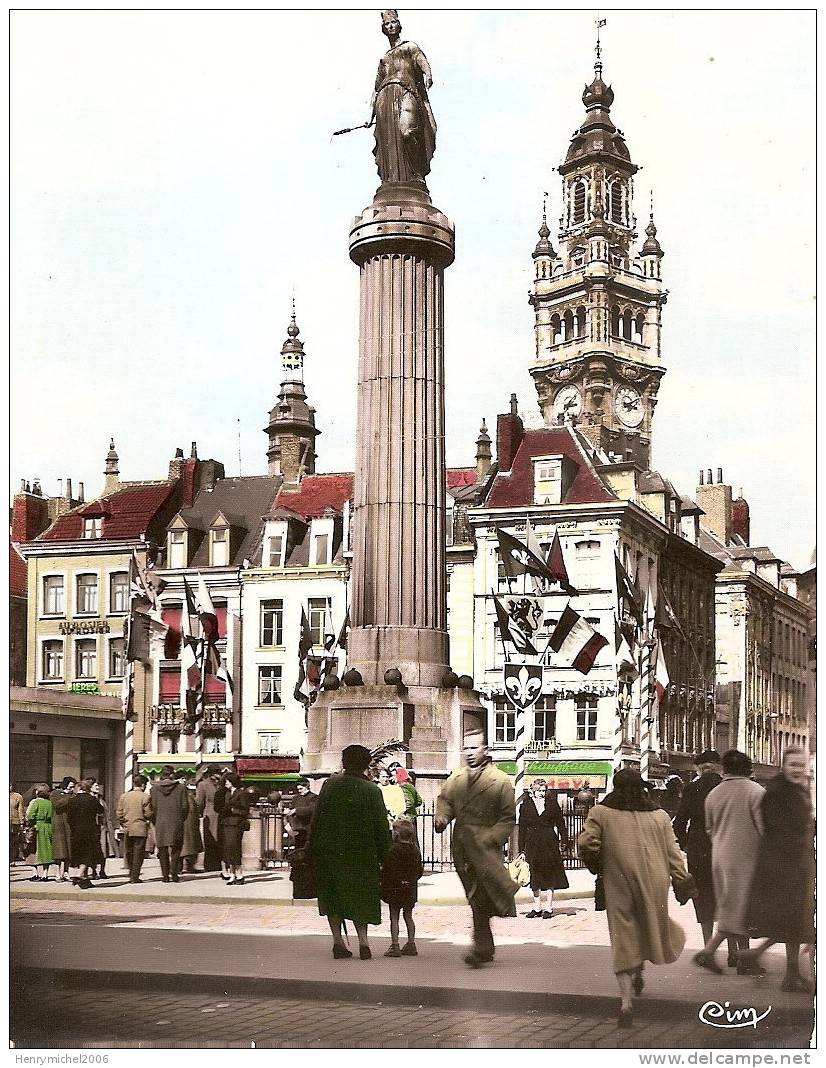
[{"left": 507, "top": 857, "right": 531, "bottom": 887}]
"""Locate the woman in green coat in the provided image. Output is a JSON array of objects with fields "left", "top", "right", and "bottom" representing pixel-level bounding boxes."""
[
  {"left": 310, "top": 744, "right": 392, "bottom": 960},
  {"left": 25, "top": 785, "right": 54, "bottom": 880}
]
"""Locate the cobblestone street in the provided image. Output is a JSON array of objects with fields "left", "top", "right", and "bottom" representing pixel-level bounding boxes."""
[{"left": 10, "top": 982, "right": 811, "bottom": 1050}]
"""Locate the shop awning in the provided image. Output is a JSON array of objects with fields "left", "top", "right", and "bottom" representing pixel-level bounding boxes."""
[{"left": 496, "top": 760, "right": 613, "bottom": 776}]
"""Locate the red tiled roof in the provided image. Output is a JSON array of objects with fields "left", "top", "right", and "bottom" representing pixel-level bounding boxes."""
[
  {"left": 485, "top": 428, "right": 616, "bottom": 509},
  {"left": 10, "top": 543, "right": 27, "bottom": 597},
  {"left": 38, "top": 483, "right": 176, "bottom": 541},
  {"left": 269, "top": 474, "right": 354, "bottom": 520},
  {"left": 447, "top": 467, "right": 478, "bottom": 490}
]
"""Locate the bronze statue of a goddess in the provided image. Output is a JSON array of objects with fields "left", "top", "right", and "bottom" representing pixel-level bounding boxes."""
[{"left": 370, "top": 10, "right": 436, "bottom": 185}]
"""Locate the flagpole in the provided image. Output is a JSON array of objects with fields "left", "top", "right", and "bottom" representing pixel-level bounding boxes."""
[{"left": 195, "top": 635, "right": 206, "bottom": 761}]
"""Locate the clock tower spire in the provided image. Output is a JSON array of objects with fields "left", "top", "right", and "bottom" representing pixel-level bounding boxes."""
[{"left": 529, "top": 41, "right": 667, "bottom": 467}]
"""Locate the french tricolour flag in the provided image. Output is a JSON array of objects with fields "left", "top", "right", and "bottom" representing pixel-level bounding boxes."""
[{"left": 550, "top": 604, "right": 609, "bottom": 675}]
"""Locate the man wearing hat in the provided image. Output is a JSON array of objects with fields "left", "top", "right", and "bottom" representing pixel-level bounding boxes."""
[
  {"left": 435, "top": 730, "right": 518, "bottom": 967},
  {"left": 673, "top": 751, "right": 723, "bottom": 946}
]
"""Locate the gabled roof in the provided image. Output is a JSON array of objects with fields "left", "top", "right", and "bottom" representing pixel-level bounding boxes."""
[
  {"left": 484, "top": 427, "right": 616, "bottom": 509},
  {"left": 447, "top": 468, "right": 478, "bottom": 491},
  {"left": 269, "top": 474, "right": 354, "bottom": 521},
  {"left": 37, "top": 483, "right": 176, "bottom": 542},
  {"left": 178, "top": 475, "right": 281, "bottom": 568},
  {"left": 10, "top": 543, "right": 26, "bottom": 597}
]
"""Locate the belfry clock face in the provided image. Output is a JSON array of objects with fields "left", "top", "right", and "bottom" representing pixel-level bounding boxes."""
[
  {"left": 615, "top": 386, "right": 644, "bottom": 427},
  {"left": 552, "top": 384, "right": 583, "bottom": 423}
]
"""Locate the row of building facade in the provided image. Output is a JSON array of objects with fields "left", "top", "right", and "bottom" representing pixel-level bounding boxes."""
[{"left": 10, "top": 52, "right": 814, "bottom": 803}]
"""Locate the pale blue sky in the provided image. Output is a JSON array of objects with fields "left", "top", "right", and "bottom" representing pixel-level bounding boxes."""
[{"left": 11, "top": 10, "right": 815, "bottom": 569}]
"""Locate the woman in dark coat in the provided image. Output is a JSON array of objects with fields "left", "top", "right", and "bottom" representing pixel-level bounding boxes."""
[
  {"left": 740, "top": 748, "right": 815, "bottom": 993},
  {"left": 220, "top": 773, "right": 251, "bottom": 886},
  {"left": 518, "top": 779, "right": 569, "bottom": 918},
  {"left": 68, "top": 778, "right": 103, "bottom": 888},
  {"left": 286, "top": 778, "right": 319, "bottom": 900},
  {"left": 49, "top": 776, "right": 76, "bottom": 881},
  {"left": 309, "top": 744, "right": 392, "bottom": 960}
]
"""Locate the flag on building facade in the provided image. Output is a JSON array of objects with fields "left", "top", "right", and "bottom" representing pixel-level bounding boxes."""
[
  {"left": 195, "top": 573, "right": 220, "bottom": 644},
  {"left": 614, "top": 615, "right": 637, "bottom": 676},
  {"left": 654, "top": 639, "right": 670, "bottom": 701},
  {"left": 545, "top": 529, "right": 578, "bottom": 595},
  {"left": 298, "top": 606, "right": 314, "bottom": 660},
  {"left": 549, "top": 604, "right": 609, "bottom": 674},
  {"left": 496, "top": 527, "right": 557, "bottom": 586},
  {"left": 336, "top": 609, "right": 350, "bottom": 651},
  {"left": 656, "top": 584, "right": 686, "bottom": 639},
  {"left": 181, "top": 577, "right": 203, "bottom": 696},
  {"left": 615, "top": 553, "right": 643, "bottom": 626},
  {"left": 493, "top": 594, "right": 541, "bottom": 656}
]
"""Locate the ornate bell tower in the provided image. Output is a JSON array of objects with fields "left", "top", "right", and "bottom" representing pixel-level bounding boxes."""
[{"left": 529, "top": 39, "right": 666, "bottom": 468}]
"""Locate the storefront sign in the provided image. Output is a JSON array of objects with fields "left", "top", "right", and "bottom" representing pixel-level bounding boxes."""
[
  {"left": 59, "top": 620, "right": 111, "bottom": 635},
  {"left": 70, "top": 682, "right": 99, "bottom": 694}
]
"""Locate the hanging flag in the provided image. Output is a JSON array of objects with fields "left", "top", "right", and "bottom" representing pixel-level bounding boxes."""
[
  {"left": 293, "top": 659, "right": 310, "bottom": 706},
  {"left": 322, "top": 603, "right": 337, "bottom": 652},
  {"left": 615, "top": 553, "right": 643, "bottom": 626},
  {"left": 120, "top": 661, "right": 134, "bottom": 718},
  {"left": 180, "top": 578, "right": 203, "bottom": 694},
  {"left": 654, "top": 640, "right": 670, "bottom": 701},
  {"left": 496, "top": 528, "right": 558, "bottom": 586},
  {"left": 545, "top": 529, "right": 578, "bottom": 595},
  {"left": 615, "top": 615, "right": 637, "bottom": 677},
  {"left": 494, "top": 595, "right": 539, "bottom": 656},
  {"left": 656, "top": 585, "right": 686, "bottom": 639},
  {"left": 503, "top": 663, "right": 543, "bottom": 711},
  {"left": 204, "top": 642, "right": 234, "bottom": 692},
  {"left": 195, "top": 574, "right": 220, "bottom": 644},
  {"left": 298, "top": 606, "right": 314, "bottom": 660},
  {"left": 549, "top": 604, "right": 609, "bottom": 675},
  {"left": 336, "top": 609, "right": 350, "bottom": 651}
]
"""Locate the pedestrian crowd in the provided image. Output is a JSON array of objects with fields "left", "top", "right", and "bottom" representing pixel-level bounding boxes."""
[{"left": 10, "top": 737, "right": 814, "bottom": 1031}]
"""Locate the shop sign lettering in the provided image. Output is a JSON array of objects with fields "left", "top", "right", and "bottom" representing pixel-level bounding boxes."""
[{"left": 59, "top": 620, "right": 111, "bottom": 635}]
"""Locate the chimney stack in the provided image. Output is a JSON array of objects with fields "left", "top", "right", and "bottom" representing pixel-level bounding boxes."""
[
  {"left": 78, "top": 482, "right": 85, "bottom": 503},
  {"left": 12, "top": 480, "right": 52, "bottom": 541},
  {"left": 696, "top": 468, "right": 733, "bottom": 545},
  {"left": 32, "top": 479, "right": 42, "bottom": 496},
  {"left": 731, "top": 489, "right": 751, "bottom": 545},
  {"left": 496, "top": 396, "right": 525, "bottom": 473},
  {"left": 57, "top": 479, "right": 63, "bottom": 497},
  {"left": 66, "top": 478, "right": 72, "bottom": 502},
  {"left": 190, "top": 441, "right": 198, "bottom": 459},
  {"left": 699, "top": 470, "right": 704, "bottom": 486}
]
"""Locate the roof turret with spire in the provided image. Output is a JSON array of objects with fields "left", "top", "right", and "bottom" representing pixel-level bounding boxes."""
[
  {"left": 103, "top": 437, "right": 120, "bottom": 495},
  {"left": 264, "top": 304, "right": 320, "bottom": 483}
]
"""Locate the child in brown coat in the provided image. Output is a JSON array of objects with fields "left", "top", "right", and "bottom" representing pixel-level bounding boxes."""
[{"left": 381, "top": 818, "right": 424, "bottom": 957}]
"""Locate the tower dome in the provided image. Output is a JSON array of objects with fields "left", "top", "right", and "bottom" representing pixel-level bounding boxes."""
[{"left": 562, "top": 59, "right": 634, "bottom": 172}]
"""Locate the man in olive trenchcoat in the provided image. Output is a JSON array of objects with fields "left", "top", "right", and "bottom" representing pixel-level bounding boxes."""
[{"left": 435, "top": 731, "right": 518, "bottom": 967}]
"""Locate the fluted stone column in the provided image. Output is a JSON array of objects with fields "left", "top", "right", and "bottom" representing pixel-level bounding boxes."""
[{"left": 347, "top": 189, "right": 455, "bottom": 687}]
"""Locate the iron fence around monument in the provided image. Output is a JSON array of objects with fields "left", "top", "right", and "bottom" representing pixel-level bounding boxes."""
[{"left": 252, "top": 804, "right": 586, "bottom": 872}]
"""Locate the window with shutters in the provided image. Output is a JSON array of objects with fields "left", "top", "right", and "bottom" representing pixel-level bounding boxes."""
[
  {"left": 42, "top": 640, "right": 64, "bottom": 680},
  {"left": 43, "top": 575, "right": 64, "bottom": 616},
  {"left": 75, "top": 639, "right": 97, "bottom": 679},
  {"left": 260, "top": 600, "right": 284, "bottom": 647},
  {"left": 258, "top": 665, "right": 282, "bottom": 706},
  {"left": 109, "top": 571, "right": 129, "bottom": 614},
  {"left": 76, "top": 573, "right": 98, "bottom": 614}
]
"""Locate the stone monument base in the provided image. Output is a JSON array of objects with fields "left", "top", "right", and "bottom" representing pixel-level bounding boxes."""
[{"left": 305, "top": 680, "right": 485, "bottom": 805}]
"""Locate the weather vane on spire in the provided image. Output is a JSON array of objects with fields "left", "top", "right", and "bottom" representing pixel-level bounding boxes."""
[{"left": 595, "top": 16, "right": 607, "bottom": 69}]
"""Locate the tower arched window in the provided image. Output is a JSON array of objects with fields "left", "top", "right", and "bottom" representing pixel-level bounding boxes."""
[
  {"left": 623, "top": 309, "right": 633, "bottom": 341},
  {"left": 611, "top": 305, "right": 621, "bottom": 337},
  {"left": 609, "top": 181, "right": 624, "bottom": 225},
  {"left": 551, "top": 314, "right": 562, "bottom": 346},
  {"left": 563, "top": 310, "right": 574, "bottom": 341},
  {"left": 634, "top": 313, "right": 645, "bottom": 343},
  {"left": 575, "top": 306, "right": 586, "bottom": 338},
  {"left": 572, "top": 180, "right": 586, "bottom": 225}
]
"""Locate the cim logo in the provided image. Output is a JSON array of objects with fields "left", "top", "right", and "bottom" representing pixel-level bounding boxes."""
[{"left": 698, "top": 1001, "right": 772, "bottom": 1029}]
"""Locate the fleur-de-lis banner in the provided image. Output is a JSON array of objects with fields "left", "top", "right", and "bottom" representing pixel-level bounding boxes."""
[{"left": 504, "top": 663, "right": 543, "bottom": 712}]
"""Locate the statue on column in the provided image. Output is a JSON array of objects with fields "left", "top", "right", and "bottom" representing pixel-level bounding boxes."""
[{"left": 370, "top": 10, "right": 436, "bottom": 184}]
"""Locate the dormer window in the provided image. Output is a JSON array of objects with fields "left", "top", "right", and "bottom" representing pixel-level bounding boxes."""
[
  {"left": 268, "top": 535, "right": 284, "bottom": 568},
  {"left": 313, "top": 533, "right": 329, "bottom": 566},
  {"left": 534, "top": 457, "right": 563, "bottom": 506},
  {"left": 83, "top": 517, "right": 102, "bottom": 540},
  {"left": 168, "top": 530, "right": 187, "bottom": 569},
  {"left": 210, "top": 526, "right": 228, "bottom": 567}
]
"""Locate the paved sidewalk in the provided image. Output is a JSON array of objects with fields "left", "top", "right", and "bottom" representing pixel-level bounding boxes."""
[
  {"left": 11, "top": 894, "right": 815, "bottom": 1029},
  {"left": 10, "top": 859, "right": 595, "bottom": 905}
]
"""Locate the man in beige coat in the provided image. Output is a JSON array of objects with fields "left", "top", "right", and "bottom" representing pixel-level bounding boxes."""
[
  {"left": 116, "top": 774, "right": 153, "bottom": 883},
  {"left": 435, "top": 730, "right": 518, "bottom": 967}
]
